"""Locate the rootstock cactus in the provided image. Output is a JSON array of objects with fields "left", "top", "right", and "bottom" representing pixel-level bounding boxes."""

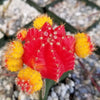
[{"left": 3, "top": 14, "right": 94, "bottom": 95}]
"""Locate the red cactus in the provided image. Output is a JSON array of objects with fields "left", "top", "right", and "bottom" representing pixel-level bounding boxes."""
[{"left": 22, "top": 22, "right": 75, "bottom": 81}]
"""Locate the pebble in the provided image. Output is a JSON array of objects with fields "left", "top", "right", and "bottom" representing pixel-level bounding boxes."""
[
  {"left": 0, "top": 86, "right": 4, "bottom": 91},
  {"left": 0, "top": 95, "right": 6, "bottom": 100},
  {"left": 75, "top": 78, "right": 81, "bottom": 84},
  {"left": 60, "top": 83, "right": 65, "bottom": 90},
  {"left": 75, "top": 97, "right": 81, "bottom": 100},
  {"left": 78, "top": 87, "right": 88, "bottom": 94},
  {"left": 54, "top": 86, "right": 61, "bottom": 95},
  {"left": 52, "top": 97, "right": 58, "bottom": 100},
  {"left": 65, "top": 85, "right": 69, "bottom": 90},
  {"left": 5, "top": 84, "right": 12, "bottom": 91},
  {"left": 51, "top": 91, "right": 57, "bottom": 98},
  {"left": 14, "top": 91, "right": 18, "bottom": 98},
  {"left": 6, "top": 97, "right": 11, "bottom": 100},
  {"left": 31, "top": 0, "right": 55, "bottom": 7},
  {"left": 18, "top": 92, "right": 30, "bottom": 100},
  {"left": 69, "top": 87, "right": 74, "bottom": 94},
  {"left": 69, "top": 80, "right": 75, "bottom": 87},
  {"left": 59, "top": 96, "right": 64, "bottom": 100},
  {"left": 48, "top": 96, "right": 52, "bottom": 100},
  {"left": 0, "top": 32, "right": 4, "bottom": 39},
  {"left": 61, "top": 89, "right": 66, "bottom": 97},
  {"left": 64, "top": 93, "right": 69, "bottom": 100},
  {"left": 3, "top": 80, "right": 8, "bottom": 86}
]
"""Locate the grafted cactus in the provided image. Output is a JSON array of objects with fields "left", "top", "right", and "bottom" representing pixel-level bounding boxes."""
[{"left": 3, "top": 14, "right": 94, "bottom": 97}]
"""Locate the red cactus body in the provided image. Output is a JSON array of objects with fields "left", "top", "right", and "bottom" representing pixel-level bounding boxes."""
[{"left": 23, "top": 23, "right": 75, "bottom": 81}]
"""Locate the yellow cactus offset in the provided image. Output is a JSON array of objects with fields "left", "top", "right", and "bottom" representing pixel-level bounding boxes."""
[
  {"left": 33, "top": 14, "right": 53, "bottom": 29},
  {"left": 5, "top": 58, "right": 23, "bottom": 72},
  {"left": 16, "top": 67, "right": 43, "bottom": 94},
  {"left": 8, "top": 40, "right": 24, "bottom": 58},
  {"left": 75, "top": 33, "right": 93, "bottom": 58},
  {"left": 3, "top": 40, "right": 24, "bottom": 72}
]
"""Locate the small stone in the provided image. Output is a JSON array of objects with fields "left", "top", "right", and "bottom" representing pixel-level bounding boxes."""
[
  {"left": 48, "top": 96, "right": 52, "bottom": 100},
  {"left": 8, "top": 30, "right": 15, "bottom": 36},
  {"left": 0, "top": 95, "right": 6, "bottom": 100},
  {"left": 78, "top": 86, "right": 88, "bottom": 94},
  {"left": 18, "top": 91, "right": 30, "bottom": 100},
  {"left": 61, "top": 89, "right": 66, "bottom": 97},
  {"left": 52, "top": 97, "right": 58, "bottom": 100},
  {"left": 96, "top": 67, "right": 100, "bottom": 73},
  {"left": 0, "top": 86, "right": 3, "bottom": 91},
  {"left": 0, "top": 32, "right": 4, "bottom": 39},
  {"left": 69, "top": 80, "right": 75, "bottom": 87},
  {"left": 60, "top": 83, "right": 65, "bottom": 90},
  {"left": 75, "top": 78, "right": 81, "bottom": 84},
  {"left": 12, "top": 95, "right": 16, "bottom": 100},
  {"left": 69, "top": 87, "right": 74, "bottom": 94},
  {"left": 75, "top": 12, "right": 81, "bottom": 16},
  {"left": 6, "top": 97, "right": 11, "bottom": 100},
  {"left": 65, "top": 85, "right": 69, "bottom": 90},
  {"left": 5, "top": 84, "right": 12, "bottom": 91},
  {"left": 60, "top": 96, "right": 64, "bottom": 100},
  {"left": 75, "top": 91, "right": 80, "bottom": 96},
  {"left": 71, "top": 73, "right": 77, "bottom": 79},
  {"left": 0, "top": 18, "right": 4, "bottom": 24},
  {"left": 64, "top": 93, "right": 70, "bottom": 100},
  {"left": 78, "top": 20, "right": 84, "bottom": 25},
  {"left": 3, "top": 80, "right": 8, "bottom": 86},
  {"left": 54, "top": 86, "right": 61, "bottom": 95},
  {"left": 14, "top": 91, "right": 18, "bottom": 98},
  {"left": 51, "top": 91, "right": 57, "bottom": 98},
  {"left": 74, "top": 97, "right": 81, "bottom": 100},
  {"left": 68, "top": 73, "right": 71, "bottom": 78}
]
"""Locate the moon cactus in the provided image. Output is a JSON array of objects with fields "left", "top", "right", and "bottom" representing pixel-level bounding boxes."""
[{"left": 3, "top": 14, "right": 94, "bottom": 95}]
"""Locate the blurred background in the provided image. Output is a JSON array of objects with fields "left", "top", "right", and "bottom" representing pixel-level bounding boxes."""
[{"left": 0, "top": 0, "right": 100, "bottom": 100}]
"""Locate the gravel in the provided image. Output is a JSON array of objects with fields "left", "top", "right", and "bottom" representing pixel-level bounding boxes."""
[
  {"left": 88, "top": 22, "right": 100, "bottom": 46},
  {"left": 49, "top": 0, "right": 100, "bottom": 31},
  {"left": 48, "top": 79, "right": 75, "bottom": 100},
  {"left": 0, "top": 0, "right": 40, "bottom": 36},
  {"left": 89, "top": 0, "right": 100, "bottom": 6}
]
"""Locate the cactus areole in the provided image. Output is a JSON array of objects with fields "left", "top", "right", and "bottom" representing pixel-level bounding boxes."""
[{"left": 22, "top": 22, "right": 75, "bottom": 81}]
